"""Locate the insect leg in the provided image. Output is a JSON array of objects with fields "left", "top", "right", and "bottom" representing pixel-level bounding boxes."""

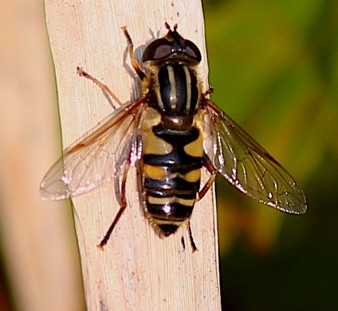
[
  {"left": 181, "top": 236, "right": 186, "bottom": 250},
  {"left": 184, "top": 155, "right": 217, "bottom": 252},
  {"left": 197, "top": 153, "right": 217, "bottom": 201},
  {"left": 121, "top": 26, "right": 146, "bottom": 81},
  {"left": 202, "top": 87, "right": 214, "bottom": 97},
  {"left": 97, "top": 159, "right": 131, "bottom": 249},
  {"left": 187, "top": 221, "right": 198, "bottom": 252},
  {"left": 77, "top": 66, "right": 123, "bottom": 107},
  {"left": 197, "top": 174, "right": 217, "bottom": 201}
]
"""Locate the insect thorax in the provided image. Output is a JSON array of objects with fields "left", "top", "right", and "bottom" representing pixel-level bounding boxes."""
[{"left": 149, "top": 63, "right": 201, "bottom": 122}]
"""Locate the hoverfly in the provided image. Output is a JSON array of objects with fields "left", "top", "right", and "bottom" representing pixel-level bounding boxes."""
[{"left": 41, "top": 23, "right": 307, "bottom": 250}]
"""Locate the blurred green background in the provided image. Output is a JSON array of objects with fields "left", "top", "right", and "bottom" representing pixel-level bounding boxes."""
[{"left": 204, "top": 0, "right": 338, "bottom": 310}]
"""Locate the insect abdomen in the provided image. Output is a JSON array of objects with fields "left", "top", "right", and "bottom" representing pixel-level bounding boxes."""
[{"left": 141, "top": 122, "right": 203, "bottom": 237}]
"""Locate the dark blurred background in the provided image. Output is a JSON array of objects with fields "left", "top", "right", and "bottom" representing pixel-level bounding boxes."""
[{"left": 204, "top": 0, "right": 338, "bottom": 310}]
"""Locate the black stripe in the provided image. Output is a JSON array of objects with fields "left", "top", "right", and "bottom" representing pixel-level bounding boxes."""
[
  {"left": 188, "top": 69, "right": 199, "bottom": 114},
  {"left": 146, "top": 189, "right": 196, "bottom": 200},
  {"left": 143, "top": 124, "right": 203, "bottom": 169},
  {"left": 153, "top": 122, "right": 199, "bottom": 144},
  {"left": 144, "top": 154, "right": 201, "bottom": 170},
  {"left": 145, "top": 177, "right": 200, "bottom": 194},
  {"left": 147, "top": 202, "right": 193, "bottom": 218}
]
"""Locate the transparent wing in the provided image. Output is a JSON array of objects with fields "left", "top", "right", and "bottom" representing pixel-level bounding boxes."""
[
  {"left": 205, "top": 100, "right": 307, "bottom": 214},
  {"left": 40, "top": 99, "right": 145, "bottom": 200}
]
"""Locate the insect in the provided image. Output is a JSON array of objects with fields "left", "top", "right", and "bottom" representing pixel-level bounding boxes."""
[{"left": 40, "top": 23, "right": 307, "bottom": 250}]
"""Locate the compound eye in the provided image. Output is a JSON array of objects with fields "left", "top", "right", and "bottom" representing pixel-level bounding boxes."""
[
  {"left": 184, "top": 40, "right": 201, "bottom": 62},
  {"left": 142, "top": 35, "right": 202, "bottom": 64},
  {"left": 142, "top": 39, "right": 172, "bottom": 62},
  {"left": 152, "top": 44, "right": 173, "bottom": 59}
]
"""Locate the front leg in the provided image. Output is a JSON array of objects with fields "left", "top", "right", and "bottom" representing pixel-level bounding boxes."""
[{"left": 77, "top": 66, "right": 123, "bottom": 107}]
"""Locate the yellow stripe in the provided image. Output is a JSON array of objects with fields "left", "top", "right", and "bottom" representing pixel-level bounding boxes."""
[
  {"left": 167, "top": 66, "right": 177, "bottom": 110},
  {"left": 147, "top": 196, "right": 175, "bottom": 205},
  {"left": 184, "top": 66, "right": 191, "bottom": 112},
  {"left": 183, "top": 131, "right": 203, "bottom": 157},
  {"left": 141, "top": 107, "right": 173, "bottom": 155},
  {"left": 142, "top": 128, "right": 173, "bottom": 155},
  {"left": 147, "top": 195, "right": 195, "bottom": 207},
  {"left": 180, "top": 169, "right": 201, "bottom": 183},
  {"left": 176, "top": 197, "right": 195, "bottom": 206},
  {"left": 153, "top": 68, "right": 164, "bottom": 110},
  {"left": 151, "top": 219, "right": 185, "bottom": 226},
  {"left": 143, "top": 164, "right": 168, "bottom": 180}
]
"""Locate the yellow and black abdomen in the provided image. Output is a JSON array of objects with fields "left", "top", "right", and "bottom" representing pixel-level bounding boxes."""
[{"left": 141, "top": 118, "right": 204, "bottom": 237}]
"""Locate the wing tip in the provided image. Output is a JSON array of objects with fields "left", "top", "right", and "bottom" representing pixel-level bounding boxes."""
[{"left": 40, "top": 185, "right": 70, "bottom": 201}]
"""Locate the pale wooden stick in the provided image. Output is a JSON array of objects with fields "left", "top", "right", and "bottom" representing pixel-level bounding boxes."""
[{"left": 45, "top": 0, "right": 221, "bottom": 309}]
